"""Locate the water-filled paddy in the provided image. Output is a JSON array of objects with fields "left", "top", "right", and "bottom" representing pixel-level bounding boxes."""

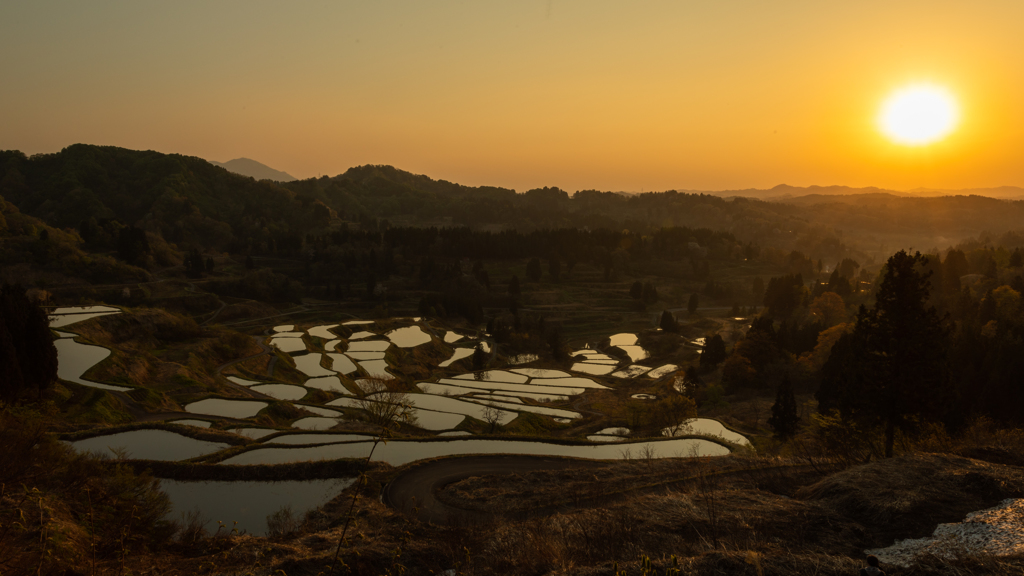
[
  {"left": 345, "top": 351, "right": 386, "bottom": 360},
  {"left": 272, "top": 325, "right": 294, "bottom": 332},
  {"left": 270, "top": 338, "right": 306, "bottom": 353},
  {"left": 251, "top": 384, "right": 307, "bottom": 401},
  {"left": 298, "top": 405, "right": 343, "bottom": 417},
  {"left": 347, "top": 340, "right": 391, "bottom": 352},
  {"left": 232, "top": 428, "right": 276, "bottom": 439},
  {"left": 616, "top": 345, "right": 649, "bottom": 362},
  {"left": 571, "top": 363, "right": 615, "bottom": 376},
  {"left": 54, "top": 338, "right": 130, "bottom": 391},
  {"left": 343, "top": 320, "right": 374, "bottom": 326},
  {"left": 444, "top": 331, "right": 464, "bottom": 343},
  {"left": 265, "top": 433, "right": 374, "bottom": 445},
  {"left": 185, "top": 399, "right": 268, "bottom": 419},
  {"left": 646, "top": 364, "right": 678, "bottom": 379},
  {"left": 467, "top": 397, "right": 580, "bottom": 420},
  {"left": 663, "top": 418, "right": 750, "bottom": 446},
  {"left": 72, "top": 429, "right": 229, "bottom": 461},
  {"left": 54, "top": 305, "right": 121, "bottom": 314},
  {"left": 170, "top": 419, "right": 212, "bottom": 428},
  {"left": 322, "top": 339, "right": 340, "bottom": 351},
  {"left": 386, "top": 326, "right": 431, "bottom": 348},
  {"left": 292, "top": 354, "right": 335, "bottom": 377},
  {"left": 348, "top": 331, "right": 375, "bottom": 340},
  {"left": 453, "top": 370, "right": 529, "bottom": 384},
  {"left": 408, "top": 394, "right": 518, "bottom": 425},
  {"left": 608, "top": 333, "right": 638, "bottom": 347},
  {"left": 613, "top": 365, "right": 652, "bottom": 379},
  {"left": 226, "top": 376, "right": 262, "bottom": 387},
  {"left": 512, "top": 368, "right": 571, "bottom": 378},
  {"left": 418, "top": 382, "right": 570, "bottom": 403},
  {"left": 306, "top": 324, "right": 338, "bottom": 339},
  {"left": 437, "top": 378, "right": 585, "bottom": 397},
  {"left": 48, "top": 311, "right": 121, "bottom": 327},
  {"left": 291, "top": 417, "right": 340, "bottom": 430},
  {"left": 529, "top": 377, "right": 608, "bottom": 389},
  {"left": 358, "top": 360, "right": 390, "bottom": 377},
  {"left": 221, "top": 437, "right": 731, "bottom": 466},
  {"left": 303, "top": 376, "right": 349, "bottom": 393},
  {"left": 160, "top": 478, "right": 352, "bottom": 536},
  {"left": 326, "top": 353, "right": 357, "bottom": 374},
  {"left": 438, "top": 348, "right": 474, "bottom": 367}
]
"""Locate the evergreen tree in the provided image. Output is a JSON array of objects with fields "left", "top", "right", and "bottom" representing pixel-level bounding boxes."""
[
  {"left": 629, "top": 281, "right": 643, "bottom": 300},
  {"left": 700, "top": 334, "right": 727, "bottom": 368},
  {"left": 659, "top": 310, "right": 677, "bottom": 332},
  {"left": 642, "top": 282, "right": 659, "bottom": 306},
  {"left": 768, "top": 377, "right": 800, "bottom": 439},
  {"left": 817, "top": 250, "right": 949, "bottom": 458},
  {"left": 472, "top": 344, "right": 487, "bottom": 371},
  {"left": 688, "top": 293, "right": 699, "bottom": 315},
  {"left": 0, "top": 284, "right": 57, "bottom": 401}
]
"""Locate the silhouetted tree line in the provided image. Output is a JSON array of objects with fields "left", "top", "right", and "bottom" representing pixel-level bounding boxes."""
[{"left": 0, "top": 284, "right": 57, "bottom": 401}]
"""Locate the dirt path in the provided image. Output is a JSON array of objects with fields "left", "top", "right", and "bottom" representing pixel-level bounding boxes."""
[{"left": 382, "top": 455, "right": 606, "bottom": 525}]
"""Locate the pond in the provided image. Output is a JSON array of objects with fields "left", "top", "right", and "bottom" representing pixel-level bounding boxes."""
[
  {"left": 663, "top": 418, "right": 750, "bottom": 446},
  {"left": 306, "top": 324, "right": 338, "bottom": 339},
  {"left": 221, "top": 436, "right": 731, "bottom": 467},
  {"left": 386, "top": 326, "right": 432, "bottom": 348},
  {"left": 251, "top": 384, "right": 307, "bottom": 401},
  {"left": 270, "top": 338, "right": 306, "bottom": 354},
  {"left": 438, "top": 348, "right": 474, "bottom": 367},
  {"left": 160, "top": 478, "right": 353, "bottom": 537},
  {"left": 71, "top": 429, "right": 230, "bottom": 461},
  {"left": 185, "top": 399, "right": 268, "bottom": 419},
  {"left": 54, "top": 338, "right": 130, "bottom": 391}
]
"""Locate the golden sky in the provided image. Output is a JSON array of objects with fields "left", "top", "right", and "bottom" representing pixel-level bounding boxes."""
[{"left": 2, "top": 1, "right": 1023, "bottom": 192}]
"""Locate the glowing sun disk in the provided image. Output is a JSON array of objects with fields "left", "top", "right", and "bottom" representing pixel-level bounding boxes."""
[{"left": 879, "top": 85, "right": 958, "bottom": 145}]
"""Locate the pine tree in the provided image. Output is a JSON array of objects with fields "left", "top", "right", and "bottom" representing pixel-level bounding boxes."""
[{"left": 768, "top": 377, "right": 800, "bottom": 439}]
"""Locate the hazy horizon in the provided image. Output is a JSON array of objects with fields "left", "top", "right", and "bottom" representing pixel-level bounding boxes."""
[{"left": 3, "top": 1, "right": 1024, "bottom": 192}]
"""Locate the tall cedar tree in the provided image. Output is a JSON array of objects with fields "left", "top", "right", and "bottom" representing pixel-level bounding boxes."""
[
  {"left": 0, "top": 284, "right": 58, "bottom": 401},
  {"left": 507, "top": 275, "right": 521, "bottom": 298},
  {"left": 688, "top": 293, "right": 699, "bottom": 315},
  {"left": 817, "top": 250, "right": 949, "bottom": 457},
  {"left": 659, "top": 310, "right": 677, "bottom": 332},
  {"left": 629, "top": 281, "right": 643, "bottom": 300},
  {"left": 526, "top": 258, "right": 542, "bottom": 282},
  {"left": 768, "top": 377, "right": 800, "bottom": 439},
  {"left": 700, "top": 334, "right": 727, "bottom": 368}
]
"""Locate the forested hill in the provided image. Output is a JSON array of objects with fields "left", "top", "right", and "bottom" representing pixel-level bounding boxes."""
[
  {"left": 0, "top": 145, "right": 334, "bottom": 253},
  {"left": 4, "top": 144, "right": 1024, "bottom": 262}
]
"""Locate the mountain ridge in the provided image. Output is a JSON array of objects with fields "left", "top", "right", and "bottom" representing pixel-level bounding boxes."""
[{"left": 209, "top": 157, "right": 296, "bottom": 182}]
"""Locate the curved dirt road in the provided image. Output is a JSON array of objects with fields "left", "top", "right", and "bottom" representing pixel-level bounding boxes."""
[{"left": 382, "top": 455, "right": 607, "bottom": 525}]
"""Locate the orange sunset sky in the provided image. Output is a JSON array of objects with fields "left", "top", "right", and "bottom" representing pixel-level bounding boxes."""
[{"left": 2, "top": 1, "right": 1023, "bottom": 192}]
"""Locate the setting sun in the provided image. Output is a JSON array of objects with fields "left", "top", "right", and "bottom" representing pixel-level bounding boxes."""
[{"left": 879, "top": 84, "right": 959, "bottom": 146}]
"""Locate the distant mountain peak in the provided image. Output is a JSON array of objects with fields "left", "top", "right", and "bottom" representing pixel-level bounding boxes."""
[{"left": 210, "top": 157, "right": 296, "bottom": 182}]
